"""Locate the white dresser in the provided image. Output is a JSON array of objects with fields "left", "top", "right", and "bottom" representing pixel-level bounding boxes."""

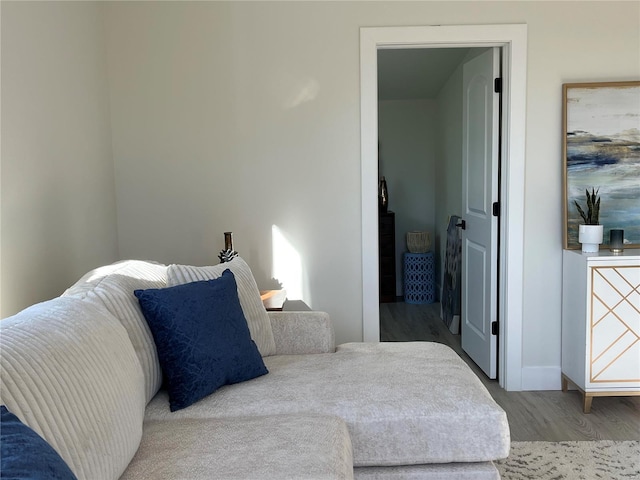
[{"left": 561, "top": 249, "right": 640, "bottom": 413}]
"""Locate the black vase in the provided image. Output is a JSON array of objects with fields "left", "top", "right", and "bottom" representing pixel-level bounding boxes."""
[{"left": 379, "top": 176, "right": 388, "bottom": 212}]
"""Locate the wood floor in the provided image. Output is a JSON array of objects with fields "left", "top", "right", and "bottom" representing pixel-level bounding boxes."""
[{"left": 380, "top": 301, "right": 640, "bottom": 442}]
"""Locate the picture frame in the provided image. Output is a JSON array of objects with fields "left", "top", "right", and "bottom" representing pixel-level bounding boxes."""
[{"left": 563, "top": 81, "right": 640, "bottom": 250}]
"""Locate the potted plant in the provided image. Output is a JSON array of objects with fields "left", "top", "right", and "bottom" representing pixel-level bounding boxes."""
[{"left": 574, "top": 187, "right": 603, "bottom": 253}]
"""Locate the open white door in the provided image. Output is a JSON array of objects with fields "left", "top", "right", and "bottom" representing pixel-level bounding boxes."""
[{"left": 461, "top": 48, "right": 500, "bottom": 379}]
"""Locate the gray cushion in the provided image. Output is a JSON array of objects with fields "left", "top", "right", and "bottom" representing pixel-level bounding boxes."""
[
  {"left": 268, "top": 311, "right": 335, "bottom": 354},
  {"left": 145, "top": 342, "right": 510, "bottom": 466},
  {"left": 121, "top": 414, "right": 353, "bottom": 480}
]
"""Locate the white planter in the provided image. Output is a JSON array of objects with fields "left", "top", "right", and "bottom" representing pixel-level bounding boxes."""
[{"left": 578, "top": 224, "right": 603, "bottom": 253}]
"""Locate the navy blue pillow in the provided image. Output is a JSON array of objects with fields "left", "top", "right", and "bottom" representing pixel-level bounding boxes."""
[
  {"left": 1, "top": 405, "right": 78, "bottom": 480},
  {"left": 134, "top": 269, "right": 268, "bottom": 411}
]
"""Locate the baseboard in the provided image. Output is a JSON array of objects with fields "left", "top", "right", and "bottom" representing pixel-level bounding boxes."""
[{"left": 521, "top": 366, "right": 562, "bottom": 391}]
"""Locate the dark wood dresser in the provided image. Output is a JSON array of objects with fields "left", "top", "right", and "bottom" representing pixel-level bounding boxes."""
[{"left": 378, "top": 211, "right": 396, "bottom": 303}]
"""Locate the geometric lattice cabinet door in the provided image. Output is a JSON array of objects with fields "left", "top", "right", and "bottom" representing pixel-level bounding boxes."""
[{"left": 590, "top": 266, "right": 640, "bottom": 384}]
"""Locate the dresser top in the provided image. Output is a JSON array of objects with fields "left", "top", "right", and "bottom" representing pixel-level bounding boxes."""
[{"left": 564, "top": 248, "right": 640, "bottom": 260}]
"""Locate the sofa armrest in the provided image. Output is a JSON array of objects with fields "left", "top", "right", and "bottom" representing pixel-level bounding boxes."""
[{"left": 268, "top": 311, "right": 335, "bottom": 355}]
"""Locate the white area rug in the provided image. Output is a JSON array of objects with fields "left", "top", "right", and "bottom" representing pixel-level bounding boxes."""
[{"left": 495, "top": 440, "right": 640, "bottom": 479}]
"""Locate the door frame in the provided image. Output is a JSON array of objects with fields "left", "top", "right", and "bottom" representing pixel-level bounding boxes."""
[{"left": 360, "top": 24, "right": 527, "bottom": 391}]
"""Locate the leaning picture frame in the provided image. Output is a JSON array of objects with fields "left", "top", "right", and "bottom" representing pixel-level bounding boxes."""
[{"left": 563, "top": 81, "right": 640, "bottom": 250}]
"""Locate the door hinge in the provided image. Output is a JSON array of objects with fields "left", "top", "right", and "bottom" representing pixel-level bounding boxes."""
[
  {"left": 491, "top": 321, "right": 498, "bottom": 336},
  {"left": 494, "top": 78, "right": 502, "bottom": 93},
  {"left": 492, "top": 202, "right": 500, "bottom": 217}
]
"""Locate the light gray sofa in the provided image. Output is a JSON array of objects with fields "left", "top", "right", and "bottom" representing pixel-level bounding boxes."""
[{"left": 0, "top": 258, "right": 510, "bottom": 479}]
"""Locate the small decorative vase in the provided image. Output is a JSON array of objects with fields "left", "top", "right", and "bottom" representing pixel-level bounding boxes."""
[
  {"left": 379, "top": 176, "right": 388, "bottom": 213},
  {"left": 578, "top": 224, "right": 603, "bottom": 253},
  {"left": 407, "top": 231, "right": 431, "bottom": 253},
  {"left": 609, "top": 229, "right": 624, "bottom": 253},
  {"left": 218, "top": 231, "right": 239, "bottom": 263}
]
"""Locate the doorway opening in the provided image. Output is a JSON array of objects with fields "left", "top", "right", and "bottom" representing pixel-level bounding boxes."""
[
  {"left": 360, "top": 24, "right": 527, "bottom": 391},
  {"left": 377, "top": 45, "right": 500, "bottom": 379}
]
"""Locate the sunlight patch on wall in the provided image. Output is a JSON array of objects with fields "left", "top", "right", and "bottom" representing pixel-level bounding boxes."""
[
  {"left": 283, "top": 78, "right": 319, "bottom": 109},
  {"left": 272, "top": 225, "right": 303, "bottom": 300}
]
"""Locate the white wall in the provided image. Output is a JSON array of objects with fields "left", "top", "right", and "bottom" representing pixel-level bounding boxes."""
[
  {"left": 2, "top": 1, "right": 638, "bottom": 386},
  {"left": 103, "top": 2, "right": 368, "bottom": 344},
  {"left": 1, "top": 1, "right": 118, "bottom": 317},
  {"left": 378, "top": 100, "right": 436, "bottom": 296}
]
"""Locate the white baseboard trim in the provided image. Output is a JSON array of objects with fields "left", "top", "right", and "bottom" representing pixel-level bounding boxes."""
[{"left": 521, "top": 366, "right": 562, "bottom": 391}]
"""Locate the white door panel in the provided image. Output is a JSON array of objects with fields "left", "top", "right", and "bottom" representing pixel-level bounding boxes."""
[
  {"left": 461, "top": 48, "right": 500, "bottom": 379},
  {"left": 465, "top": 241, "right": 487, "bottom": 335}
]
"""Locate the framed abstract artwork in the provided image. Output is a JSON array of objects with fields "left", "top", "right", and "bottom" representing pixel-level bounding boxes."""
[{"left": 563, "top": 81, "right": 640, "bottom": 249}]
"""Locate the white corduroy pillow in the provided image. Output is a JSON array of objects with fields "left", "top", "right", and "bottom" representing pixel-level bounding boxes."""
[
  {"left": 0, "top": 296, "right": 146, "bottom": 480},
  {"left": 167, "top": 257, "right": 276, "bottom": 357},
  {"left": 63, "top": 260, "right": 168, "bottom": 403}
]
